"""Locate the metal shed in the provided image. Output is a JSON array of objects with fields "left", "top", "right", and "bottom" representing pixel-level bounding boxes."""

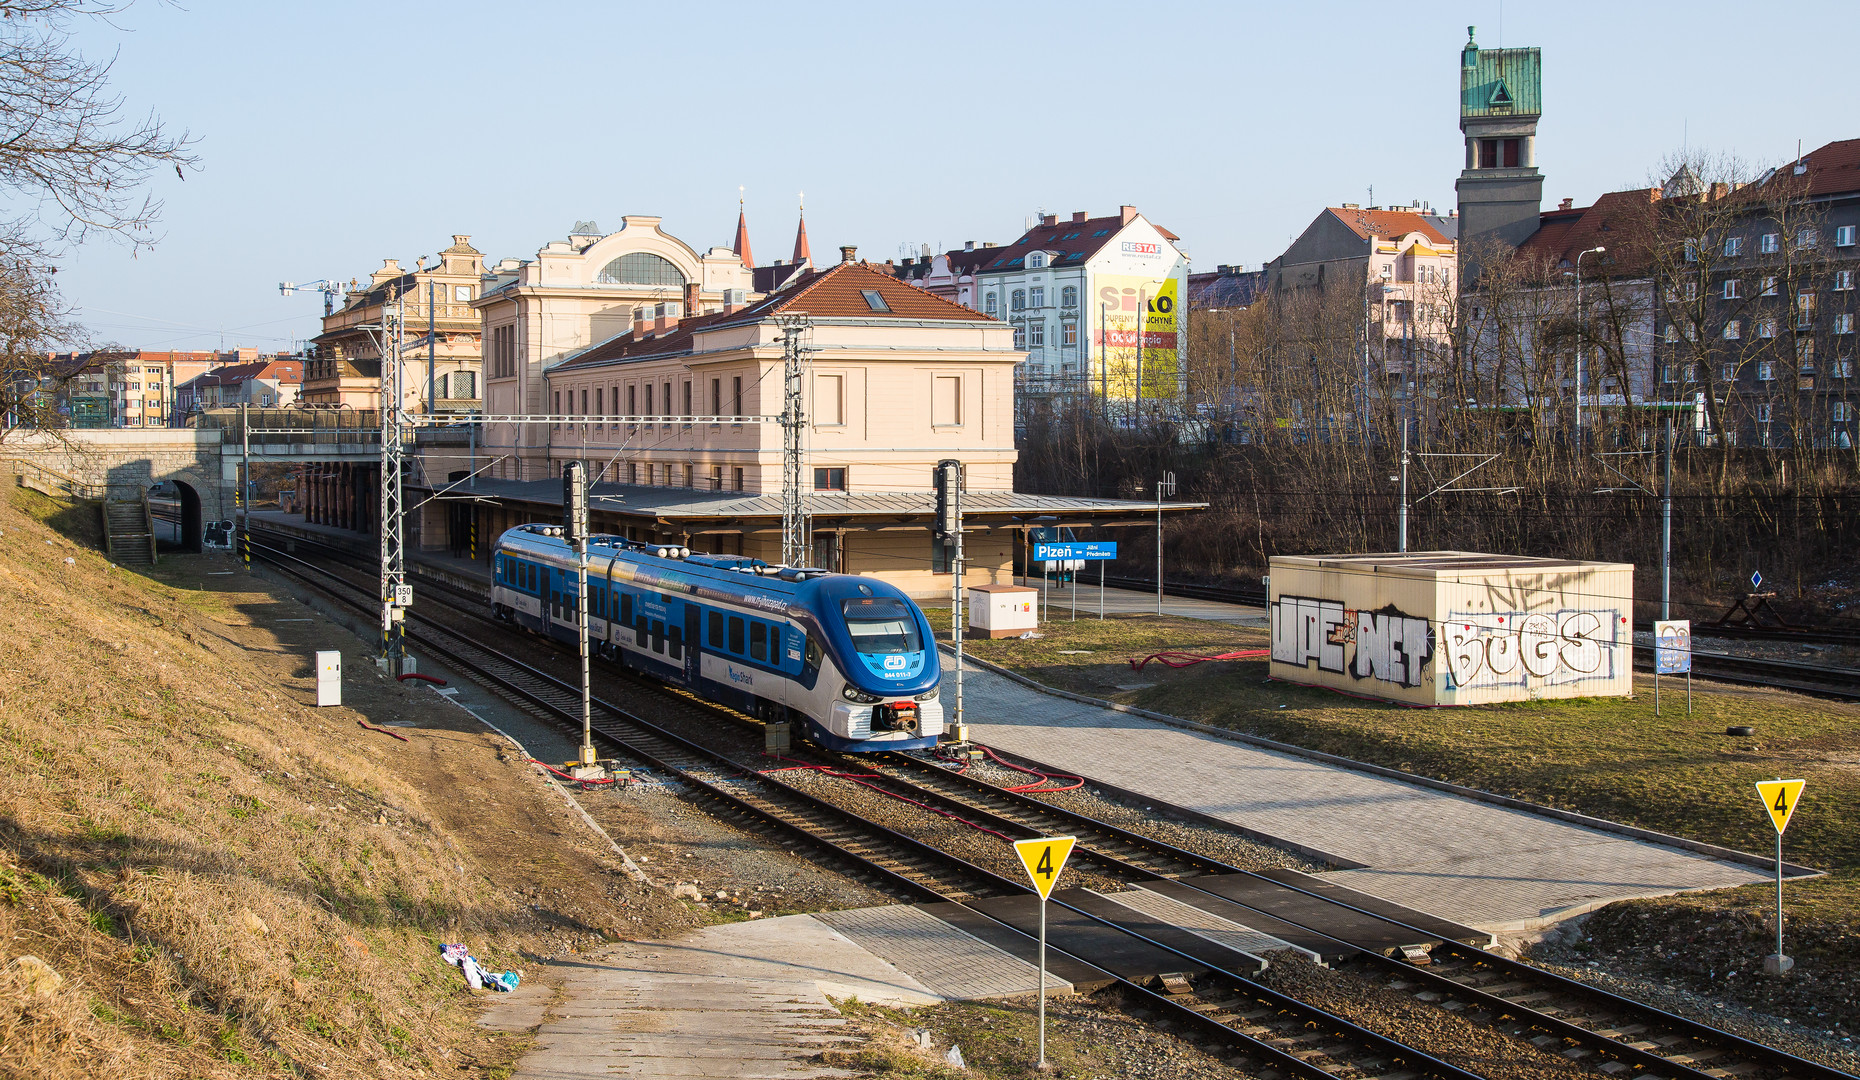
[{"left": 1268, "top": 551, "right": 1634, "bottom": 706}]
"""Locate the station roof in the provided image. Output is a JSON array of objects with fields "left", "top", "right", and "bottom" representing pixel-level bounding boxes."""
[
  {"left": 419, "top": 475, "right": 1206, "bottom": 532},
  {"left": 1272, "top": 550, "right": 1627, "bottom": 575}
]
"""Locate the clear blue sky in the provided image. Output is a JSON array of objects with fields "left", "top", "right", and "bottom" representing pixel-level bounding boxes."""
[{"left": 55, "top": 0, "right": 1860, "bottom": 353}]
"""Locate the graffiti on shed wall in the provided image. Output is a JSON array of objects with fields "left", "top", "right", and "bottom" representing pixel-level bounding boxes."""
[
  {"left": 1270, "top": 596, "right": 1435, "bottom": 688},
  {"left": 1440, "top": 608, "right": 1623, "bottom": 689}
]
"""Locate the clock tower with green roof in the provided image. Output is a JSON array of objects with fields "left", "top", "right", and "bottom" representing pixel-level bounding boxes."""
[{"left": 1455, "top": 26, "right": 1544, "bottom": 272}]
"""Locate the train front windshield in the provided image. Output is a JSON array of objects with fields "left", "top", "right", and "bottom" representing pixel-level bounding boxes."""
[{"left": 841, "top": 598, "right": 923, "bottom": 655}]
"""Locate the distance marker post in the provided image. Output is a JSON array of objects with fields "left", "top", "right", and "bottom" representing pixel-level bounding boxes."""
[
  {"left": 1013, "top": 836, "right": 1076, "bottom": 1071},
  {"left": 1754, "top": 778, "right": 1805, "bottom": 975}
]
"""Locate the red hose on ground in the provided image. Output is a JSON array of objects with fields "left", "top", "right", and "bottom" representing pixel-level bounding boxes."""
[
  {"left": 760, "top": 754, "right": 1015, "bottom": 841},
  {"left": 398, "top": 672, "right": 448, "bottom": 685},
  {"left": 356, "top": 720, "right": 410, "bottom": 742},
  {"left": 976, "top": 744, "right": 1084, "bottom": 794},
  {"left": 1128, "top": 648, "right": 1268, "bottom": 672}
]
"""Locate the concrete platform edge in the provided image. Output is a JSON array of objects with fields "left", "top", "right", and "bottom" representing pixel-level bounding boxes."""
[{"left": 944, "top": 644, "right": 1821, "bottom": 880}]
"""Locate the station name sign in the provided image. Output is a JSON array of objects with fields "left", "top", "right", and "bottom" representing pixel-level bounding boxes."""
[{"left": 1034, "top": 541, "right": 1118, "bottom": 561}]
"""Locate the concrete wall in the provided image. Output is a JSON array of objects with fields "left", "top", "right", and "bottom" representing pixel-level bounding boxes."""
[
  {"left": 3, "top": 429, "right": 231, "bottom": 519},
  {"left": 1268, "top": 552, "right": 1633, "bottom": 706}
]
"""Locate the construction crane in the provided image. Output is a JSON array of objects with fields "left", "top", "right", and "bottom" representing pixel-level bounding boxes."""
[{"left": 278, "top": 278, "right": 350, "bottom": 316}]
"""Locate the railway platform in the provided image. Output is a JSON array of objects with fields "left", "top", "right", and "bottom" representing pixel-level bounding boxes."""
[{"left": 950, "top": 653, "right": 1777, "bottom": 933}]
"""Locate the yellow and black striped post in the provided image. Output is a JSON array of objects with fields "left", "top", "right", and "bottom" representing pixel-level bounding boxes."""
[{"left": 470, "top": 513, "right": 477, "bottom": 561}]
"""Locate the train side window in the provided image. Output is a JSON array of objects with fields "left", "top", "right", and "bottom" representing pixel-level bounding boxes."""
[
  {"left": 621, "top": 592, "right": 633, "bottom": 626},
  {"left": 707, "top": 610, "right": 723, "bottom": 647},
  {"left": 750, "top": 622, "right": 767, "bottom": 662},
  {"left": 728, "top": 616, "right": 744, "bottom": 654},
  {"left": 650, "top": 620, "right": 665, "bottom": 653},
  {"left": 668, "top": 624, "right": 682, "bottom": 661},
  {"left": 805, "top": 634, "right": 822, "bottom": 670}
]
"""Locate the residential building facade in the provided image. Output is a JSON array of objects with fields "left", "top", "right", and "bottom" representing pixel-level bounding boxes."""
[
  {"left": 47, "top": 349, "right": 243, "bottom": 427},
  {"left": 306, "top": 235, "right": 486, "bottom": 413}
]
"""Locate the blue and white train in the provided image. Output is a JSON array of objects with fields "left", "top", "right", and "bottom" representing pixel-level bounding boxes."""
[{"left": 490, "top": 524, "right": 944, "bottom": 752}]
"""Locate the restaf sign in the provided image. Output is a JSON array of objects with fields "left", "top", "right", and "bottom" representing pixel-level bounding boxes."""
[
  {"left": 1755, "top": 779, "right": 1805, "bottom": 834},
  {"left": 1012, "top": 837, "right": 1076, "bottom": 899}
]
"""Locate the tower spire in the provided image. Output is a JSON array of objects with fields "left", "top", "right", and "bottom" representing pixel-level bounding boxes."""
[
  {"left": 733, "top": 186, "right": 754, "bottom": 270},
  {"left": 792, "top": 190, "right": 811, "bottom": 265}
]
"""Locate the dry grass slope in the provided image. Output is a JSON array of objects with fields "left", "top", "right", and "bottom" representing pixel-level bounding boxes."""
[{"left": 0, "top": 489, "right": 529, "bottom": 1078}]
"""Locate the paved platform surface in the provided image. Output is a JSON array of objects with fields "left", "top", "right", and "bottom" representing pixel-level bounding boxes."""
[
  {"left": 1110, "top": 885, "right": 1312, "bottom": 962},
  {"left": 924, "top": 580, "right": 1265, "bottom": 626},
  {"left": 955, "top": 658, "right": 1768, "bottom": 932},
  {"left": 503, "top": 915, "right": 934, "bottom": 1079},
  {"left": 815, "top": 905, "right": 1068, "bottom": 1000}
]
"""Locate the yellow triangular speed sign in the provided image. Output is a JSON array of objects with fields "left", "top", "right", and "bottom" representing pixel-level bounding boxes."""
[
  {"left": 1755, "top": 779, "right": 1806, "bottom": 834},
  {"left": 1013, "top": 836, "right": 1077, "bottom": 899}
]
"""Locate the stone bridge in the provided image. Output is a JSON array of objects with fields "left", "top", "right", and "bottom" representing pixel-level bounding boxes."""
[{"left": 2, "top": 427, "right": 378, "bottom": 551}]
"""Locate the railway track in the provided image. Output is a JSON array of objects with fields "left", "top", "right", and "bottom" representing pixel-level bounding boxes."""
[{"left": 242, "top": 528, "right": 1856, "bottom": 1080}]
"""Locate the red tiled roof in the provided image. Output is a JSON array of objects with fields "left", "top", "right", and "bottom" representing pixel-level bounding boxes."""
[
  {"left": 1516, "top": 188, "right": 1659, "bottom": 272},
  {"left": 1769, "top": 137, "right": 1860, "bottom": 199},
  {"left": 1327, "top": 208, "right": 1453, "bottom": 246},
  {"left": 552, "top": 262, "right": 996, "bottom": 372}
]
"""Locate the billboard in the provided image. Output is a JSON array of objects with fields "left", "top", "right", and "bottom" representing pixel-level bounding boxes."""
[{"left": 1091, "top": 274, "right": 1179, "bottom": 400}]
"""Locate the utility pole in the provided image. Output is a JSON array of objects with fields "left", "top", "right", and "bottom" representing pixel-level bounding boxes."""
[
  {"left": 1400, "top": 289, "right": 1413, "bottom": 553},
  {"left": 564, "top": 460, "right": 599, "bottom": 775},
  {"left": 1156, "top": 471, "right": 1175, "bottom": 614},
  {"left": 777, "top": 316, "right": 810, "bottom": 567},
  {"left": 1574, "top": 245, "right": 1605, "bottom": 446},
  {"left": 1662, "top": 412, "right": 1674, "bottom": 620},
  {"left": 426, "top": 275, "right": 437, "bottom": 417},
  {"left": 936, "top": 460, "right": 964, "bottom": 733},
  {"left": 379, "top": 288, "right": 408, "bottom": 670}
]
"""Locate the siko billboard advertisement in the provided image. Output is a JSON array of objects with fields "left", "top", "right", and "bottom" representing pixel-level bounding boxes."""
[{"left": 1092, "top": 274, "right": 1180, "bottom": 400}]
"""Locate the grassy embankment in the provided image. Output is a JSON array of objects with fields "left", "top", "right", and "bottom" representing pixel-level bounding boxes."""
[
  {"left": 945, "top": 612, "right": 1860, "bottom": 964},
  {"left": 0, "top": 487, "right": 534, "bottom": 1078}
]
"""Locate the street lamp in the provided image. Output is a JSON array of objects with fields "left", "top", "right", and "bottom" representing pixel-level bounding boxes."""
[{"left": 1574, "top": 245, "right": 1606, "bottom": 444}]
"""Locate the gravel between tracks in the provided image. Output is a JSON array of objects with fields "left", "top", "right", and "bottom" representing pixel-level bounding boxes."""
[{"left": 1257, "top": 952, "right": 1599, "bottom": 1080}]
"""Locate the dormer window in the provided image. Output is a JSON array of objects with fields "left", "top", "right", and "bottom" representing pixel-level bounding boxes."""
[
  {"left": 1488, "top": 79, "right": 1512, "bottom": 107},
  {"left": 1028, "top": 253, "right": 1046, "bottom": 269}
]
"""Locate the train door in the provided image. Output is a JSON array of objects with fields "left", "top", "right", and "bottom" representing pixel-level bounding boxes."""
[{"left": 679, "top": 602, "right": 698, "bottom": 684}]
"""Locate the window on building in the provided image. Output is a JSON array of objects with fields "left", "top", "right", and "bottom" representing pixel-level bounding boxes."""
[
  {"left": 1761, "top": 276, "right": 1779, "bottom": 296},
  {"left": 1028, "top": 253, "right": 1045, "bottom": 269},
  {"left": 1028, "top": 321, "right": 1045, "bottom": 347},
  {"left": 1835, "top": 358, "right": 1854, "bottom": 378},
  {"left": 1061, "top": 285, "right": 1077, "bottom": 307},
  {"left": 1503, "top": 138, "right": 1521, "bottom": 167},
  {"left": 642, "top": 383, "right": 652, "bottom": 416},
  {"left": 732, "top": 467, "right": 744, "bottom": 491},
  {"left": 627, "top": 462, "right": 638, "bottom": 484},
  {"left": 1761, "top": 233, "right": 1780, "bottom": 254},
  {"left": 1478, "top": 138, "right": 1497, "bottom": 168},
  {"left": 732, "top": 376, "right": 743, "bottom": 418},
  {"left": 1724, "top": 236, "right": 1744, "bottom": 257},
  {"left": 1724, "top": 279, "right": 1741, "bottom": 300},
  {"left": 1029, "top": 286, "right": 1044, "bottom": 308},
  {"left": 661, "top": 382, "right": 671, "bottom": 421},
  {"left": 1798, "top": 228, "right": 1820, "bottom": 249},
  {"left": 1757, "top": 402, "right": 1773, "bottom": 423},
  {"left": 580, "top": 388, "right": 588, "bottom": 415},
  {"left": 1722, "top": 364, "right": 1737, "bottom": 381},
  {"left": 1838, "top": 313, "right": 1856, "bottom": 335},
  {"left": 1758, "top": 361, "right": 1775, "bottom": 381},
  {"left": 1837, "top": 270, "right": 1855, "bottom": 291},
  {"left": 1062, "top": 321, "right": 1078, "bottom": 347},
  {"left": 932, "top": 375, "right": 961, "bottom": 426},
  {"left": 711, "top": 377, "right": 721, "bottom": 416},
  {"left": 1684, "top": 239, "right": 1699, "bottom": 263},
  {"left": 815, "top": 373, "right": 844, "bottom": 425},
  {"left": 552, "top": 390, "right": 560, "bottom": 424},
  {"left": 594, "top": 387, "right": 602, "bottom": 420},
  {"left": 1685, "top": 280, "right": 1698, "bottom": 301},
  {"left": 1684, "top": 363, "right": 1698, "bottom": 382},
  {"left": 1010, "top": 289, "right": 1025, "bottom": 311},
  {"left": 985, "top": 293, "right": 998, "bottom": 316},
  {"left": 683, "top": 463, "right": 693, "bottom": 488},
  {"left": 1664, "top": 325, "right": 1679, "bottom": 343},
  {"left": 859, "top": 289, "right": 890, "bottom": 312},
  {"left": 1759, "top": 318, "right": 1777, "bottom": 338},
  {"left": 1838, "top": 225, "right": 1857, "bottom": 248},
  {"left": 596, "top": 252, "right": 686, "bottom": 287},
  {"left": 1798, "top": 293, "right": 1816, "bottom": 329},
  {"left": 1800, "top": 339, "right": 1817, "bottom": 368},
  {"left": 813, "top": 467, "right": 846, "bottom": 491},
  {"left": 1012, "top": 325, "right": 1026, "bottom": 349},
  {"left": 1661, "top": 365, "right": 1675, "bottom": 384},
  {"left": 1835, "top": 402, "right": 1853, "bottom": 422},
  {"left": 1724, "top": 320, "right": 1742, "bottom": 340}
]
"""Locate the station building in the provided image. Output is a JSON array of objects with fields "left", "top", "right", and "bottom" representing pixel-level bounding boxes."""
[{"left": 402, "top": 234, "right": 1203, "bottom": 599}]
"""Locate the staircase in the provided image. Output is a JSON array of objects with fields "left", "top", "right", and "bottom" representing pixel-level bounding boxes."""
[{"left": 103, "top": 497, "right": 157, "bottom": 566}]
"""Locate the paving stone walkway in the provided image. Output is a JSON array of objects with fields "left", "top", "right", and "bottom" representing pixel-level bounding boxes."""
[{"left": 954, "top": 658, "right": 1767, "bottom": 931}]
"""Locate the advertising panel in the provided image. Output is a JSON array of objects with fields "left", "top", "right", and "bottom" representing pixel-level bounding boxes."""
[{"left": 1091, "top": 273, "right": 1180, "bottom": 400}]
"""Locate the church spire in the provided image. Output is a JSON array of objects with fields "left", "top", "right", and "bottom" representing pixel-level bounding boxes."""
[
  {"left": 792, "top": 190, "right": 811, "bottom": 265},
  {"left": 732, "top": 187, "right": 754, "bottom": 270}
]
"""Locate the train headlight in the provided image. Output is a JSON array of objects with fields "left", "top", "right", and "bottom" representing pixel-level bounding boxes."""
[
  {"left": 914, "top": 688, "right": 938, "bottom": 702},
  {"left": 841, "top": 684, "right": 882, "bottom": 704}
]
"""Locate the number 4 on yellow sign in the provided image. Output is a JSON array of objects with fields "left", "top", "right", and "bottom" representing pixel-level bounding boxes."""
[
  {"left": 1013, "top": 836, "right": 1077, "bottom": 899},
  {"left": 1755, "top": 779, "right": 1806, "bottom": 834}
]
